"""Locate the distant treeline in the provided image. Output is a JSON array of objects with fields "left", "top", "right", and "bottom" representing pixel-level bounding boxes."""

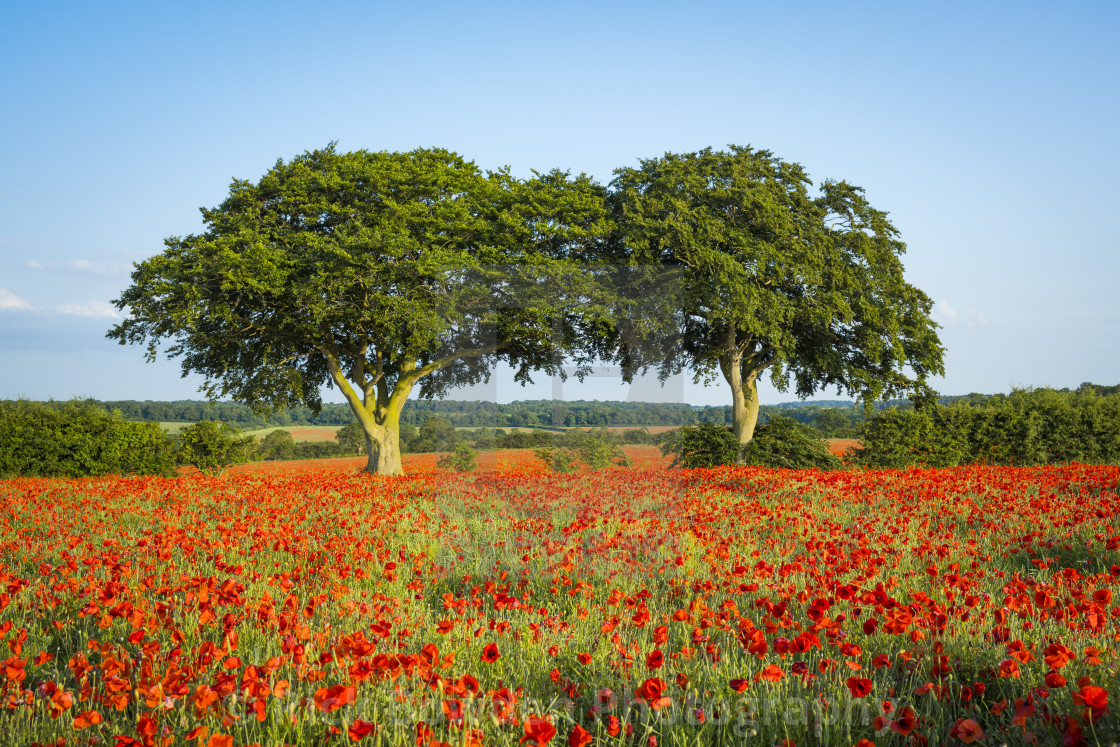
[
  {"left": 259, "top": 421, "right": 661, "bottom": 461},
  {"left": 46, "top": 397, "right": 924, "bottom": 430},
  {"left": 3, "top": 383, "right": 1119, "bottom": 476},
  {"left": 21, "top": 381, "right": 1120, "bottom": 435},
  {"left": 94, "top": 399, "right": 713, "bottom": 428}
]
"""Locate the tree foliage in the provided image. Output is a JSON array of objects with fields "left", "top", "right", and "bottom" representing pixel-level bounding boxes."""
[
  {"left": 659, "top": 422, "right": 740, "bottom": 469},
  {"left": 739, "top": 416, "right": 841, "bottom": 470},
  {"left": 535, "top": 429, "right": 630, "bottom": 473},
  {"left": 176, "top": 420, "right": 257, "bottom": 476},
  {"left": 436, "top": 442, "right": 478, "bottom": 472},
  {"left": 606, "top": 146, "right": 944, "bottom": 454},
  {"left": 334, "top": 422, "right": 365, "bottom": 455},
  {"left": 662, "top": 417, "right": 839, "bottom": 470},
  {"left": 851, "top": 387, "right": 1120, "bottom": 468},
  {"left": 109, "top": 145, "right": 614, "bottom": 475},
  {"left": 258, "top": 429, "right": 296, "bottom": 460},
  {"left": 0, "top": 399, "right": 175, "bottom": 478}
]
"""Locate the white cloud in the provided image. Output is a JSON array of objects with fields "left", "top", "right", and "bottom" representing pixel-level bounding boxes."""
[
  {"left": 23, "top": 258, "right": 131, "bottom": 275},
  {"left": 933, "top": 298, "right": 959, "bottom": 325},
  {"left": 966, "top": 308, "right": 988, "bottom": 328},
  {"left": 55, "top": 300, "right": 121, "bottom": 318},
  {"left": 66, "top": 258, "right": 131, "bottom": 274},
  {"left": 933, "top": 299, "right": 989, "bottom": 329},
  {"left": 0, "top": 287, "right": 34, "bottom": 311}
]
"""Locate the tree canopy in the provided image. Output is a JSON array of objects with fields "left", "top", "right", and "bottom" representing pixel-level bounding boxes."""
[
  {"left": 606, "top": 145, "right": 944, "bottom": 452},
  {"left": 109, "top": 142, "right": 944, "bottom": 471},
  {"left": 109, "top": 145, "right": 613, "bottom": 474}
]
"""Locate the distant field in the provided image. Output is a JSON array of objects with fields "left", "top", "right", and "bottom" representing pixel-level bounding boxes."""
[
  {"left": 240, "top": 425, "right": 342, "bottom": 442},
  {"left": 227, "top": 444, "right": 670, "bottom": 476},
  {"left": 454, "top": 425, "right": 679, "bottom": 434},
  {"left": 566, "top": 424, "right": 678, "bottom": 434},
  {"left": 159, "top": 424, "right": 855, "bottom": 453},
  {"left": 827, "top": 437, "right": 862, "bottom": 456},
  {"left": 157, "top": 423, "right": 347, "bottom": 441}
]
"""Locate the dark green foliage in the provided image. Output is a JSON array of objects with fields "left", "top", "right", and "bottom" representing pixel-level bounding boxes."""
[
  {"left": 740, "top": 416, "right": 841, "bottom": 470},
  {"left": 469, "top": 427, "right": 498, "bottom": 450},
  {"left": 605, "top": 146, "right": 945, "bottom": 446},
  {"left": 258, "top": 429, "right": 296, "bottom": 460},
  {"left": 334, "top": 423, "right": 365, "bottom": 455},
  {"left": 849, "top": 407, "right": 969, "bottom": 468},
  {"left": 176, "top": 421, "right": 257, "bottom": 476},
  {"left": 59, "top": 395, "right": 1021, "bottom": 431},
  {"left": 493, "top": 430, "right": 554, "bottom": 450},
  {"left": 108, "top": 144, "right": 617, "bottom": 474},
  {"left": 412, "top": 417, "right": 459, "bottom": 453},
  {"left": 0, "top": 399, "right": 175, "bottom": 477},
  {"left": 810, "top": 408, "right": 857, "bottom": 438},
  {"left": 534, "top": 446, "right": 580, "bottom": 474},
  {"left": 662, "top": 418, "right": 839, "bottom": 469},
  {"left": 437, "top": 443, "right": 478, "bottom": 472},
  {"left": 852, "top": 387, "right": 1120, "bottom": 467},
  {"left": 535, "top": 430, "right": 630, "bottom": 472},
  {"left": 660, "top": 422, "right": 740, "bottom": 469},
  {"left": 619, "top": 427, "right": 658, "bottom": 444}
]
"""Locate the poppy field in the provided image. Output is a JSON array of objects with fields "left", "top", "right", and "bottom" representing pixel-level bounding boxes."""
[{"left": 0, "top": 460, "right": 1117, "bottom": 746}]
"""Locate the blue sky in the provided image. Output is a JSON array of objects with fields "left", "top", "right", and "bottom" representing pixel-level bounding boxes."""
[{"left": 1, "top": 1, "right": 1117, "bottom": 407}]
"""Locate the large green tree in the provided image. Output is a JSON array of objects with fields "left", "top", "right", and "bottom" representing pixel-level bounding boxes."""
[
  {"left": 109, "top": 145, "right": 612, "bottom": 474},
  {"left": 607, "top": 146, "right": 944, "bottom": 455}
]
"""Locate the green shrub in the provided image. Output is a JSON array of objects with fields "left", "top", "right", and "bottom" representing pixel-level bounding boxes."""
[
  {"left": 848, "top": 407, "right": 970, "bottom": 468},
  {"left": 176, "top": 420, "right": 257, "bottom": 476},
  {"left": 258, "top": 429, "right": 296, "bottom": 460},
  {"left": 852, "top": 388, "right": 1120, "bottom": 468},
  {"left": 0, "top": 399, "right": 176, "bottom": 477},
  {"left": 740, "top": 416, "right": 841, "bottom": 470},
  {"left": 662, "top": 418, "right": 839, "bottom": 470},
  {"left": 660, "top": 422, "right": 739, "bottom": 468},
  {"left": 536, "top": 430, "right": 629, "bottom": 472},
  {"left": 335, "top": 422, "right": 366, "bottom": 455},
  {"left": 437, "top": 442, "right": 478, "bottom": 472}
]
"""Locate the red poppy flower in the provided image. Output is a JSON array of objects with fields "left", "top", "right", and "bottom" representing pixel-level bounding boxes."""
[
  {"left": 481, "top": 643, "right": 500, "bottom": 663},
  {"left": 1043, "top": 643, "right": 1075, "bottom": 670},
  {"left": 890, "top": 705, "right": 916, "bottom": 735},
  {"left": 313, "top": 684, "right": 356, "bottom": 713},
  {"left": 637, "top": 677, "right": 665, "bottom": 700},
  {"left": 348, "top": 719, "right": 376, "bottom": 741},
  {"left": 846, "top": 677, "right": 872, "bottom": 698},
  {"left": 521, "top": 715, "right": 557, "bottom": 746},
  {"left": 953, "top": 718, "right": 984, "bottom": 744},
  {"left": 760, "top": 665, "right": 784, "bottom": 682},
  {"left": 1045, "top": 671, "right": 1067, "bottom": 688},
  {"left": 568, "top": 725, "right": 592, "bottom": 747},
  {"left": 1072, "top": 684, "right": 1108, "bottom": 710}
]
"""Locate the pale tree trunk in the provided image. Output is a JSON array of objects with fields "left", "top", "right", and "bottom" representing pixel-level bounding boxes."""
[
  {"left": 719, "top": 328, "right": 765, "bottom": 464},
  {"left": 360, "top": 417, "right": 403, "bottom": 476},
  {"left": 321, "top": 343, "right": 500, "bottom": 476},
  {"left": 323, "top": 349, "right": 409, "bottom": 476},
  {"left": 723, "top": 354, "right": 761, "bottom": 463}
]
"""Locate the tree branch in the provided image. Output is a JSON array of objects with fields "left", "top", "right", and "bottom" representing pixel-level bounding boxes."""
[
  {"left": 320, "top": 344, "right": 372, "bottom": 422},
  {"left": 404, "top": 342, "right": 508, "bottom": 384}
]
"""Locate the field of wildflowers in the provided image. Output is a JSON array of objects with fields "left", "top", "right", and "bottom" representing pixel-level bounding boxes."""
[{"left": 0, "top": 455, "right": 1116, "bottom": 746}]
